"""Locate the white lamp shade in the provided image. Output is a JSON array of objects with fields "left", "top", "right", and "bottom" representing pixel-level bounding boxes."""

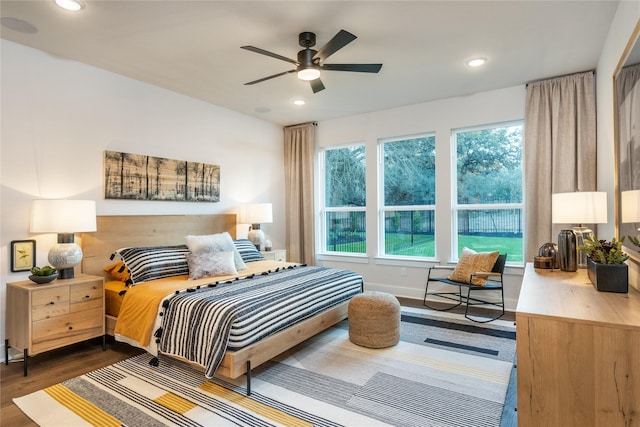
[
  {"left": 622, "top": 190, "right": 640, "bottom": 223},
  {"left": 239, "top": 203, "right": 273, "bottom": 225},
  {"left": 551, "top": 192, "right": 607, "bottom": 224},
  {"left": 30, "top": 199, "right": 97, "bottom": 233}
]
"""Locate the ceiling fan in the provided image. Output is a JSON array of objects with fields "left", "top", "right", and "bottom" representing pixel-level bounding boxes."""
[{"left": 241, "top": 29, "right": 383, "bottom": 93}]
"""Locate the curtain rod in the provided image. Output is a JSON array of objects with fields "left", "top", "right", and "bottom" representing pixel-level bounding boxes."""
[
  {"left": 525, "top": 69, "right": 595, "bottom": 87},
  {"left": 284, "top": 121, "right": 317, "bottom": 129}
]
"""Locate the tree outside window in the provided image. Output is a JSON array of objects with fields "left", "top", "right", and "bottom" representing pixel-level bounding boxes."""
[
  {"left": 454, "top": 122, "right": 523, "bottom": 262},
  {"left": 322, "top": 145, "right": 366, "bottom": 253},
  {"left": 381, "top": 135, "right": 436, "bottom": 257}
]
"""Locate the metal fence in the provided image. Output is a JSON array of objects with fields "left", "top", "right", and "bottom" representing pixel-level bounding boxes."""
[{"left": 325, "top": 208, "right": 523, "bottom": 251}]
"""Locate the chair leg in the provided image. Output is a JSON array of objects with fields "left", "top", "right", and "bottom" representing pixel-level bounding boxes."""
[
  {"left": 464, "top": 287, "right": 505, "bottom": 323},
  {"left": 423, "top": 279, "right": 463, "bottom": 311}
]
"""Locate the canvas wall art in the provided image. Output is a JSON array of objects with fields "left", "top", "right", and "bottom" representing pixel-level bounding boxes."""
[{"left": 104, "top": 150, "right": 220, "bottom": 202}]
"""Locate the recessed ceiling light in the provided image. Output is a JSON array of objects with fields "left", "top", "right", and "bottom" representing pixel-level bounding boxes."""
[
  {"left": 54, "top": 0, "right": 84, "bottom": 12},
  {"left": 292, "top": 99, "right": 307, "bottom": 106},
  {"left": 466, "top": 57, "right": 487, "bottom": 68}
]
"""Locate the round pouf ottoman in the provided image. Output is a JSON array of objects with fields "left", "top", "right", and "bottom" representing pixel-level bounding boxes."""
[{"left": 348, "top": 291, "right": 401, "bottom": 348}]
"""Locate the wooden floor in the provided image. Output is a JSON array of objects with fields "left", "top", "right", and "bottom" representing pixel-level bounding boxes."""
[
  {"left": 1, "top": 299, "right": 515, "bottom": 426},
  {"left": 1, "top": 337, "right": 144, "bottom": 427}
]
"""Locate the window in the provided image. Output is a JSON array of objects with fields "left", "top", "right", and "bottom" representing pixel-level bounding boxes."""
[
  {"left": 320, "top": 144, "right": 366, "bottom": 254},
  {"left": 453, "top": 122, "right": 523, "bottom": 263},
  {"left": 380, "top": 134, "right": 436, "bottom": 257}
]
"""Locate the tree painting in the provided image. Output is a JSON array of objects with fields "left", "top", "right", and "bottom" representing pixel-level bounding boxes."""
[{"left": 104, "top": 150, "right": 220, "bottom": 202}]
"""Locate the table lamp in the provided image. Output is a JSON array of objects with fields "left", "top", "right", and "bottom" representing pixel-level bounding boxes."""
[
  {"left": 239, "top": 203, "right": 273, "bottom": 250},
  {"left": 552, "top": 191, "right": 607, "bottom": 270},
  {"left": 30, "top": 199, "right": 97, "bottom": 279}
]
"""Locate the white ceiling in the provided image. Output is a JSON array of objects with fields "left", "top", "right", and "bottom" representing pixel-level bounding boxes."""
[{"left": 0, "top": 1, "right": 619, "bottom": 126}]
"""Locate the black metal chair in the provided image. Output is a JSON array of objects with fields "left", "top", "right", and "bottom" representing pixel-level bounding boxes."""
[{"left": 423, "top": 254, "right": 507, "bottom": 323}]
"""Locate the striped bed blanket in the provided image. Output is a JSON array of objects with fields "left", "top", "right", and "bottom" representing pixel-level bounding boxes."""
[{"left": 158, "top": 265, "right": 363, "bottom": 378}]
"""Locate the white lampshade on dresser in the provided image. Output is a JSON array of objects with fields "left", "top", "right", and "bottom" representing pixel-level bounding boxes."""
[{"left": 30, "top": 199, "right": 97, "bottom": 279}]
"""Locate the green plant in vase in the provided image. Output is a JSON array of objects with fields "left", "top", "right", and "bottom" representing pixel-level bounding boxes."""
[
  {"left": 629, "top": 235, "right": 640, "bottom": 249},
  {"left": 578, "top": 236, "right": 629, "bottom": 264},
  {"left": 578, "top": 236, "right": 629, "bottom": 292}
]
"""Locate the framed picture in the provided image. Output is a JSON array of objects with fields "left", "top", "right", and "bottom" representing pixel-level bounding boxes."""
[{"left": 11, "top": 240, "right": 36, "bottom": 272}]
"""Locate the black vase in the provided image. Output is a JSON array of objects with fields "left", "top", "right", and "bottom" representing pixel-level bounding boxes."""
[
  {"left": 558, "top": 230, "right": 577, "bottom": 272},
  {"left": 587, "top": 257, "right": 629, "bottom": 293}
]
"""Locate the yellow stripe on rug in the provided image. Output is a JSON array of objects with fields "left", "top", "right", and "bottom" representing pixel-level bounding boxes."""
[
  {"left": 154, "top": 392, "right": 197, "bottom": 414},
  {"left": 199, "top": 381, "right": 312, "bottom": 427},
  {"left": 44, "top": 384, "right": 122, "bottom": 427}
]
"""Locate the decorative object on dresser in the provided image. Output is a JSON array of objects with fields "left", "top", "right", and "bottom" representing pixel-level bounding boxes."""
[
  {"left": 534, "top": 242, "right": 559, "bottom": 269},
  {"left": 551, "top": 191, "right": 608, "bottom": 270},
  {"left": 516, "top": 264, "right": 640, "bottom": 426},
  {"left": 29, "top": 199, "right": 97, "bottom": 279},
  {"left": 578, "top": 235, "right": 629, "bottom": 292},
  {"left": 28, "top": 265, "right": 58, "bottom": 284},
  {"left": 4, "top": 274, "right": 105, "bottom": 376},
  {"left": 10, "top": 239, "right": 36, "bottom": 272},
  {"left": 239, "top": 202, "right": 273, "bottom": 250}
]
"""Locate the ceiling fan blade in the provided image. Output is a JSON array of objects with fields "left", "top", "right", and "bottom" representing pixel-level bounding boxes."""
[
  {"left": 310, "top": 78, "right": 325, "bottom": 93},
  {"left": 244, "top": 70, "right": 296, "bottom": 85},
  {"left": 314, "top": 30, "right": 357, "bottom": 62},
  {"left": 241, "top": 46, "right": 298, "bottom": 65},
  {"left": 321, "top": 63, "right": 383, "bottom": 73}
]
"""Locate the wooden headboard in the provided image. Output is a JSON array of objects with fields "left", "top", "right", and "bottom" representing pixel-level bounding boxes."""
[{"left": 81, "top": 214, "right": 236, "bottom": 279}]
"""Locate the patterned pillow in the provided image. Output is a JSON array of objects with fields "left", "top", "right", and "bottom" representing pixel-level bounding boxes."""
[
  {"left": 103, "top": 261, "right": 131, "bottom": 282},
  {"left": 185, "top": 232, "right": 247, "bottom": 271},
  {"left": 186, "top": 251, "right": 238, "bottom": 280},
  {"left": 116, "top": 245, "right": 190, "bottom": 285},
  {"left": 233, "top": 239, "right": 265, "bottom": 263},
  {"left": 448, "top": 247, "right": 499, "bottom": 286}
]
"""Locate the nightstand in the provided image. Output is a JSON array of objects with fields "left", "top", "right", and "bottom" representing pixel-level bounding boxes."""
[
  {"left": 5, "top": 274, "right": 105, "bottom": 376},
  {"left": 261, "top": 249, "right": 287, "bottom": 262}
]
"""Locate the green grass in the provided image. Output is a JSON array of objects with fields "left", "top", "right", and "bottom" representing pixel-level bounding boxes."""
[{"left": 328, "top": 233, "right": 523, "bottom": 263}]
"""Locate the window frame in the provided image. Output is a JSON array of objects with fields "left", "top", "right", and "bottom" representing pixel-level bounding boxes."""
[
  {"left": 451, "top": 120, "right": 524, "bottom": 264},
  {"left": 378, "top": 132, "right": 437, "bottom": 260},
  {"left": 318, "top": 142, "right": 367, "bottom": 256}
]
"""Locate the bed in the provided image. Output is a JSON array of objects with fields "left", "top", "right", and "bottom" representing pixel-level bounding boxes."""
[{"left": 81, "top": 214, "right": 362, "bottom": 391}]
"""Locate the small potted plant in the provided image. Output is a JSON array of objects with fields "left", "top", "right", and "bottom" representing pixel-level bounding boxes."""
[
  {"left": 578, "top": 236, "right": 629, "bottom": 292},
  {"left": 29, "top": 265, "right": 58, "bottom": 284}
]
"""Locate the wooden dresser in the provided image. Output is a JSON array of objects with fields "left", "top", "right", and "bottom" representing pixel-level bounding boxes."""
[
  {"left": 5, "top": 274, "right": 105, "bottom": 375},
  {"left": 516, "top": 264, "right": 640, "bottom": 426}
]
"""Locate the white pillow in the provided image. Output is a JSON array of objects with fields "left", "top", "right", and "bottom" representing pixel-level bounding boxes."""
[
  {"left": 187, "top": 251, "right": 238, "bottom": 280},
  {"left": 185, "top": 232, "right": 247, "bottom": 270}
]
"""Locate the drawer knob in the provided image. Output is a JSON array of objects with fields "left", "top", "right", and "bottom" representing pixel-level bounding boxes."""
[
  {"left": 85, "top": 295, "right": 90, "bottom": 299},
  {"left": 49, "top": 301, "right": 55, "bottom": 305},
  {"left": 68, "top": 326, "right": 73, "bottom": 330}
]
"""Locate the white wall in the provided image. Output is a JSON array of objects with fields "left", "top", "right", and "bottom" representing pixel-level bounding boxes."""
[
  {"left": 596, "top": 1, "right": 640, "bottom": 290},
  {"left": 0, "top": 40, "right": 285, "bottom": 356},
  {"left": 315, "top": 86, "right": 526, "bottom": 310}
]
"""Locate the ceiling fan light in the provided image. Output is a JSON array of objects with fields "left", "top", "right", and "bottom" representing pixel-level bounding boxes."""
[{"left": 298, "top": 68, "right": 321, "bottom": 81}]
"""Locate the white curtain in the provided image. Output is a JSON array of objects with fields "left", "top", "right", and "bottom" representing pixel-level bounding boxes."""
[
  {"left": 524, "top": 71, "right": 597, "bottom": 261},
  {"left": 283, "top": 122, "right": 316, "bottom": 264}
]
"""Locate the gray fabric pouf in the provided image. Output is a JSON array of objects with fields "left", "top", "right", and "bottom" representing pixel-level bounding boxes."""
[{"left": 348, "top": 291, "right": 401, "bottom": 348}]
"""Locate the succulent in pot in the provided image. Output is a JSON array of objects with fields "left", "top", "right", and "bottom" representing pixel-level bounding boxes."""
[
  {"left": 578, "top": 236, "right": 629, "bottom": 264},
  {"left": 29, "top": 265, "right": 58, "bottom": 284},
  {"left": 578, "top": 236, "right": 628, "bottom": 292}
]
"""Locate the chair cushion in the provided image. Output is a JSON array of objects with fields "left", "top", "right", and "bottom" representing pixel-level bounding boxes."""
[{"left": 448, "top": 247, "right": 500, "bottom": 286}]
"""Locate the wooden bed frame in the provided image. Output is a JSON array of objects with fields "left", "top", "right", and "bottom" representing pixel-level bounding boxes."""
[{"left": 81, "top": 214, "right": 350, "bottom": 383}]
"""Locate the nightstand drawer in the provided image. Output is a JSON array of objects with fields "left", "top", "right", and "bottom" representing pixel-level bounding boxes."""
[
  {"left": 31, "top": 307, "right": 104, "bottom": 353},
  {"left": 70, "top": 281, "right": 103, "bottom": 312},
  {"left": 32, "top": 287, "right": 70, "bottom": 321},
  {"left": 261, "top": 249, "right": 287, "bottom": 262}
]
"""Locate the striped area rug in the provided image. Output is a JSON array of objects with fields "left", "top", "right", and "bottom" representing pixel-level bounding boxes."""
[{"left": 14, "top": 307, "right": 515, "bottom": 427}]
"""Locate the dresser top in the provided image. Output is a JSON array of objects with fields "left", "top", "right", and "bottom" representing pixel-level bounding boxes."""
[{"left": 516, "top": 263, "right": 640, "bottom": 329}]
